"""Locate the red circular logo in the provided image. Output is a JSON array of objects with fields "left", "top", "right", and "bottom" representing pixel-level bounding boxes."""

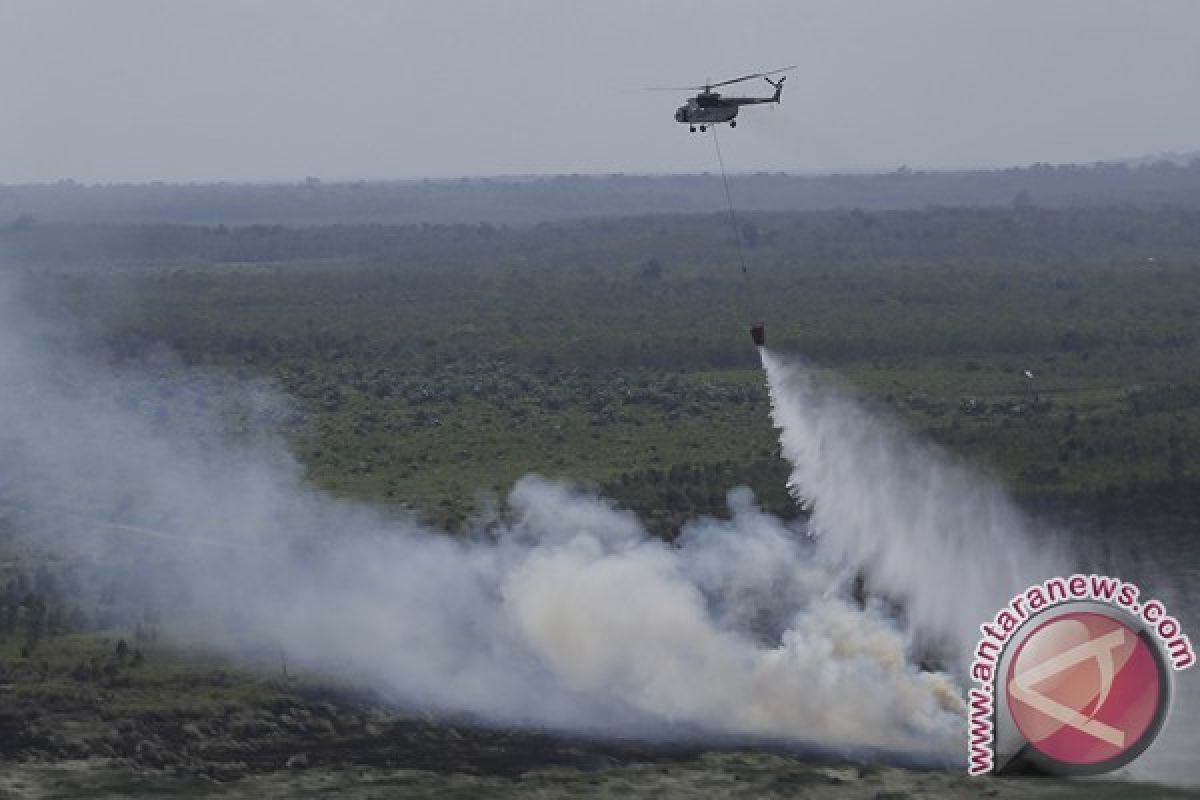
[{"left": 1005, "top": 610, "right": 1167, "bottom": 771}]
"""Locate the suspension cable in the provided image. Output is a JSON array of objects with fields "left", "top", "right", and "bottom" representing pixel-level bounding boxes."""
[
  {"left": 711, "top": 127, "right": 761, "bottom": 341},
  {"left": 712, "top": 126, "right": 748, "bottom": 279}
]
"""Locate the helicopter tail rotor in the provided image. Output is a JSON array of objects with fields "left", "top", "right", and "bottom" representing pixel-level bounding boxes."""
[{"left": 766, "top": 74, "right": 786, "bottom": 102}]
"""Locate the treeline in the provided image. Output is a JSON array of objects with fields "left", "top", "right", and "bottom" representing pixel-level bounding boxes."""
[
  {"left": 0, "top": 560, "right": 160, "bottom": 660},
  {"left": 1, "top": 568, "right": 84, "bottom": 656},
  {"left": 8, "top": 205, "right": 1199, "bottom": 371},
  {"left": 7, "top": 205, "right": 1200, "bottom": 269},
  {"left": 4, "top": 158, "right": 1200, "bottom": 226}
]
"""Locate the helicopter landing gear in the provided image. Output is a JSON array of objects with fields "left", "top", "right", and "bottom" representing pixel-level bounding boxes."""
[
  {"left": 689, "top": 126, "right": 696, "bottom": 133},
  {"left": 729, "top": 119, "right": 737, "bottom": 128},
  {"left": 699, "top": 125, "right": 707, "bottom": 132}
]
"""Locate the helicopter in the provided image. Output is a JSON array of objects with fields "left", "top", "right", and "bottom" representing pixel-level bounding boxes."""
[{"left": 659, "top": 66, "right": 796, "bottom": 132}]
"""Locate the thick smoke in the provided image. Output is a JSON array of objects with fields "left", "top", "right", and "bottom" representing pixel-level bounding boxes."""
[
  {"left": 4, "top": 270, "right": 1198, "bottom": 780},
  {"left": 0, "top": 274, "right": 965, "bottom": 762}
]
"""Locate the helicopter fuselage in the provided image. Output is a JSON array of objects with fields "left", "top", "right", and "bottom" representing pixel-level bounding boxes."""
[
  {"left": 673, "top": 78, "right": 784, "bottom": 129},
  {"left": 674, "top": 99, "right": 740, "bottom": 125}
]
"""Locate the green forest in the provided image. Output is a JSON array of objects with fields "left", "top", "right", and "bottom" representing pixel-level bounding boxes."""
[
  {"left": 4, "top": 203, "right": 1198, "bottom": 533},
  {"left": 4, "top": 157, "right": 1200, "bottom": 226}
]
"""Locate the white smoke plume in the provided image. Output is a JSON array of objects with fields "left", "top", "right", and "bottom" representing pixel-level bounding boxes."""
[
  {"left": 0, "top": 273, "right": 967, "bottom": 763},
  {"left": 7, "top": 267, "right": 1200, "bottom": 783}
]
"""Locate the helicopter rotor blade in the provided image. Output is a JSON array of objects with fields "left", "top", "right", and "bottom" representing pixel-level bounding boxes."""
[
  {"left": 708, "top": 73, "right": 762, "bottom": 88},
  {"left": 645, "top": 66, "right": 797, "bottom": 93},
  {"left": 707, "top": 65, "right": 798, "bottom": 89}
]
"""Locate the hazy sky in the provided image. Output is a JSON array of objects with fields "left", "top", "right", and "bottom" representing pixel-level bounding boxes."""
[{"left": 2, "top": 1, "right": 1199, "bottom": 183}]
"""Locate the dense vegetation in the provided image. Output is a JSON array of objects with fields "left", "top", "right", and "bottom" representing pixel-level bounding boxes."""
[
  {"left": 3, "top": 203, "right": 1198, "bottom": 535},
  {"left": 4, "top": 157, "right": 1200, "bottom": 226}
]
